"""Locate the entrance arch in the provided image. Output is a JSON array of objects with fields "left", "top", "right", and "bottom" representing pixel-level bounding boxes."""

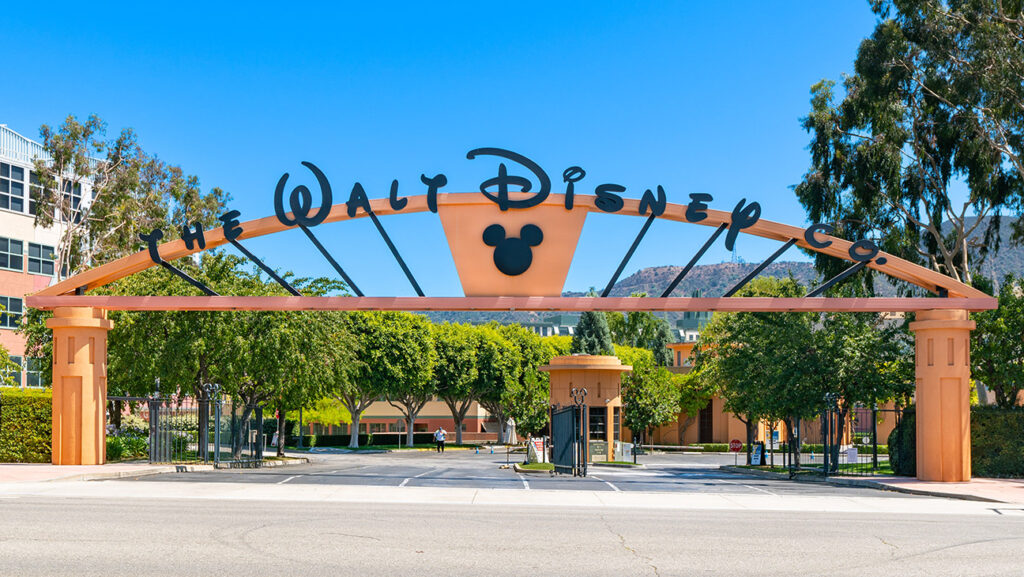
[{"left": 27, "top": 155, "right": 995, "bottom": 481}]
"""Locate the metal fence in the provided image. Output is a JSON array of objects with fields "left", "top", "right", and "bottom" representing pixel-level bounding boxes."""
[
  {"left": 782, "top": 406, "right": 906, "bottom": 478},
  {"left": 107, "top": 391, "right": 265, "bottom": 467}
]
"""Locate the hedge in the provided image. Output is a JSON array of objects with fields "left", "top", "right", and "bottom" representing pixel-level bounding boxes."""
[
  {"left": 888, "top": 407, "right": 1024, "bottom": 478},
  {"left": 0, "top": 388, "right": 52, "bottom": 463},
  {"left": 972, "top": 406, "right": 1024, "bottom": 478}
]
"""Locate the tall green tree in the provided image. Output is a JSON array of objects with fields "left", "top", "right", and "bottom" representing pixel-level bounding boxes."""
[
  {"left": 796, "top": 1, "right": 1024, "bottom": 287},
  {"left": 605, "top": 293, "right": 675, "bottom": 366},
  {"left": 973, "top": 275, "right": 1024, "bottom": 407},
  {"left": 571, "top": 311, "right": 614, "bottom": 356},
  {"left": 31, "top": 114, "right": 227, "bottom": 278},
  {"left": 473, "top": 325, "right": 521, "bottom": 443},
  {"left": 349, "top": 312, "right": 436, "bottom": 447},
  {"left": 617, "top": 345, "right": 679, "bottom": 444},
  {"left": 433, "top": 323, "right": 479, "bottom": 445},
  {"left": 497, "top": 324, "right": 556, "bottom": 437}
]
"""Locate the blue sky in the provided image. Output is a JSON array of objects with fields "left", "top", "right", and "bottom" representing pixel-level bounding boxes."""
[{"left": 2, "top": 2, "right": 881, "bottom": 296}]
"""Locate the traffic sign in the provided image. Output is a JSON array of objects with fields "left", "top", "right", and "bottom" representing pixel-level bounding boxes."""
[{"left": 729, "top": 439, "right": 742, "bottom": 452}]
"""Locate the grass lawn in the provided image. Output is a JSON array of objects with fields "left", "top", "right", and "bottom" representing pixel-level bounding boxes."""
[{"left": 518, "top": 462, "right": 554, "bottom": 471}]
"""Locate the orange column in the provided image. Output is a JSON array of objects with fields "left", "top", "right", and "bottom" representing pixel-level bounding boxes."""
[
  {"left": 46, "top": 307, "right": 113, "bottom": 465},
  {"left": 909, "top": 309, "right": 973, "bottom": 482}
]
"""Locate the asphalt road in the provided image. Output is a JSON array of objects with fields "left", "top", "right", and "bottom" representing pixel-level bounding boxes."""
[
  {"left": 2, "top": 494, "right": 1023, "bottom": 576},
  {"left": 121, "top": 450, "right": 909, "bottom": 497},
  {"left": 3, "top": 451, "right": 1023, "bottom": 576}
]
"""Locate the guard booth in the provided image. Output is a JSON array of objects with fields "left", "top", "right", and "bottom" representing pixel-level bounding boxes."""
[{"left": 540, "top": 355, "right": 632, "bottom": 463}]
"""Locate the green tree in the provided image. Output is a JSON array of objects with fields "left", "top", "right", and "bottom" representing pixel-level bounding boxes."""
[
  {"left": 473, "top": 325, "right": 521, "bottom": 443},
  {"left": 973, "top": 275, "right": 1024, "bottom": 407},
  {"left": 349, "top": 312, "right": 436, "bottom": 447},
  {"left": 795, "top": 0, "right": 1024, "bottom": 287},
  {"left": 432, "top": 323, "right": 479, "bottom": 445},
  {"left": 617, "top": 345, "right": 679, "bottom": 445},
  {"left": 31, "top": 114, "right": 227, "bottom": 278},
  {"left": 606, "top": 293, "right": 675, "bottom": 365},
  {"left": 497, "top": 324, "right": 556, "bottom": 437},
  {"left": 0, "top": 337, "right": 19, "bottom": 387},
  {"left": 694, "top": 277, "right": 823, "bottom": 464},
  {"left": 571, "top": 311, "right": 614, "bottom": 356}
]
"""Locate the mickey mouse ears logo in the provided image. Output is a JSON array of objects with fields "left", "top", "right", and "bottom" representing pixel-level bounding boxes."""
[{"left": 483, "top": 224, "right": 543, "bottom": 276}]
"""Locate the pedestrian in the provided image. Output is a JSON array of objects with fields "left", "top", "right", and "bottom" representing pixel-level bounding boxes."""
[{"left": 434, "top": 426, "right": 447, "bottom": 453}]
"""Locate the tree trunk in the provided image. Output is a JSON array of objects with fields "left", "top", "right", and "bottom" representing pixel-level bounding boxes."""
[
  {"left": 276, "top": 404, "right": 286, "bottom": 458},
  {"left": 406, "top": 416, "right": 415, "bottom": 447},
  {"left": 744, "top": 418, "right": 754, "bottom": 466},
  {"left": 453, "top": 415, "right": 464, "bottom": 445},
  {"left": 349, "top": 412, "right": 362, "bottom": 449}
]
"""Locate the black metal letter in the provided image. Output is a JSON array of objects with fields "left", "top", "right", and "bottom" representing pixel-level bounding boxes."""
[
  {"left": 594, "top": 184, "right": 625, "bottom": 213},
  {"left": 420, "top": 173, "right": 447, "bottom": 213},
  {"left": 139, "top": 229, "right": 164, "bottom": 264},
  {"left": 274, "top": 161, "right": 333, "bottom": 227},
  {"left": 218, "top": 210, "right": 244, "bottom": 241},
  {"left": 467, "top": 148, "right": 551, "bottom": 211},
  {"left": 180, "top": 222, "right": 206, "bottom": 251},
  {"left": 725, "top": 199, "right": 761, "bottom": 251},
  {"left": 562, "top": 166, "right": 585, "bottom": 210},
  {"left": 388, "top": 180, "right": 407, "bottom": 211},
  {"left": 804, "top": 223, "right": 834, "bottom": 249},
  {"left": 639, "top": 185, "right": 667, "bottom": 217},
  {"left": 346, "top": 183, "right": 373, "bottom": 218},
  {"left": 686, "top": 193, "right": 713, "bottom": 223}
]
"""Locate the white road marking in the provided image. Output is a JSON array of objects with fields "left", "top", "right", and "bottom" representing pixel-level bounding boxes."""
[
  {"left": 591, "top": 475, "right": 620, "bottom": 492},
  {"left": 399, "top": 478, "right": 411, "bottom": 487},
  {"left": 717, "top": 478, "right": 778, "bottom": 496},
  {"left": 413, "top": 468, "right": 437, "bottom": 478},
  {"left": 277, "top": 475, "right": 300, "bottom": 485},
  {"left": 517, "top": 474, "right": 530, "bottom": 490}
]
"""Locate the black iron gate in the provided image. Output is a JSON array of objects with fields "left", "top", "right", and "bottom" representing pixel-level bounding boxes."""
[
  {"left": 785, "top": 405, "right": 906, "bottom": 478},
  {"left": 107, "top": 387, "right": 265, "bottom": 467},
  {"left": 551, "top": 405, "right": 588, "bottom": 476}
]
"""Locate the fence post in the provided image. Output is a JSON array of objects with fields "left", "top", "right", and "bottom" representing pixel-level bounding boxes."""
[
  {"left": 148, "top": 395, "right": 159, "bottom": 464},
  {"left": 214, "top": 395, "right": 221, "bottom": 468},
  {"left": 872, "top": 404, "right": 879, "bottom": 471},
  {"left": 822, "top": 409, "right": 830, "bottom": 479},
  {"left": 255, "top": 406, "right": 264, "bottom": 463}
]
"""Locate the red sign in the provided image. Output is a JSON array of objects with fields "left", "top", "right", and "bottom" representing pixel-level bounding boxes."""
[{"left": 729, "top": 439, "right": 742, "bottom": 452}]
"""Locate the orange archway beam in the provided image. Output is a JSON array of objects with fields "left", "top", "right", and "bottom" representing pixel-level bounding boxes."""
[
  {"left": 26, "top": 296, "right": 995, "bottom": 313},
  {"left": 30, "top": 192, "right": 992, "bottom": 301}
]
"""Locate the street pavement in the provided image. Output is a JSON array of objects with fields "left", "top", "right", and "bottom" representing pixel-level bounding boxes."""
[{"left": 2, "top": 451, "right": 1023, "bottom": 576}]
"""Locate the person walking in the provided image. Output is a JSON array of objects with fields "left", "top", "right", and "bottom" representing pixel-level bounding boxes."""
[{"left": 434, "top": 426, "right": 447, "bottom": 453}]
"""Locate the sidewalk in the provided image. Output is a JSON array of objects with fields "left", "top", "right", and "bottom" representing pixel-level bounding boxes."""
[
  {"left": 719, "top": 465, "right": 1024, "bottom": 504},
  {"left": 0, "top": 457, "right": 309, "bottom": 484},
  {"left": 835, "top": 476, "right": 1024, "bottom": 505}
]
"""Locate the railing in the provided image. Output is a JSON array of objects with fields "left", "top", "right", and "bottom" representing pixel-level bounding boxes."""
[{"left": 0, "top": 125, "right": 48, "bottom": 164}]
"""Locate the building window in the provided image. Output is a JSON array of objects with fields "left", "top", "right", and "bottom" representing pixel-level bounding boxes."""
[
  {"left": 369, "top": 423, "right": 387, "bottom": 433},
  {"left": 63, "top": 182, "right": 83, "bottom": 223},
  {"left": 28, "top": 171, "right": 42, "bottom": 215},
  {"left": 589, "top": 410, "right": 606, "bottom": 438},
  {"left": 0, "top": 162, "right": 26, "bottom": 213},
  {"left": 0, "top": 237, "right": 23, "bottom": 272},
  {"left": 0, "top": 296, "right": 24, "bottom": 329},
  {"left": 27, "top": 243, "right": 55, "bottom": 276},
  {"left": 3, "top": 355, "right": 22, "bottom": 387},
  {"left": 26, "top": 357, "right": 44, "bottom": 387}
]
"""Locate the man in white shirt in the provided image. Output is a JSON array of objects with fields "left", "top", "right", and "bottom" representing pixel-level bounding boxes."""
[{"left": 434, "top": 427, "right": 447, "bottom": 453}]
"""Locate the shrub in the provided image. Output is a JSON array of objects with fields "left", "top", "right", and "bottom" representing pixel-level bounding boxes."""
[
  {"left": 119, "top": 413, "right": 149, "bottom": 435},
  {"left": 888, "top": 410, "right": 916, "bottom": 476},
  {"left": 0, "top": 388, "right": 52, "bottom": 463},
  {"left": 106, "top": 437, "right": 125, "bottom": 461},
  {"left": 972, "top": 407, "right": 1024, "bottom": 478}
]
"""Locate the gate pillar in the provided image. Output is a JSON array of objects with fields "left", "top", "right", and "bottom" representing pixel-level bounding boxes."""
[
  {"left": 46, "top": 307, "right": 114, "bottom": 465},
  {"left": 909, "top": 309, "right": 973, "bottom": 482}
]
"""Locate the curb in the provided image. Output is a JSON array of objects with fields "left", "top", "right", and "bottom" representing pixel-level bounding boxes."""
[
  {"left": 512, "top": 463, "right": 553, "bottom": 475},
  {"left": 719, "top": 465, "right": 1006, "bottom": 503},
  {"left": 591, "top": 462, "right": 646, "bottom": 469},
  {"left": 43, "top": 457, "right": 311, "bottom": 483}
]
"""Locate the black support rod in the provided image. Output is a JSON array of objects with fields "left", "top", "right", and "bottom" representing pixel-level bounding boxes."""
[
  {"left": 805, "top": 261, "right": 868, "bottom": 297},
  {"left": 601, "top": 214, "right": 657, "bottom": 298},
  {"left": 366, "top": 210, "right": 424, "bottom": 297},
  {"left": 158, "top": 261, "right": 219, "bottom": 296},
  {"left": 299, "top": 224, "right": 364, "bottom": 297},
  {"left": 229, "top": 239, "right": 302, "bottom": 296},
  {"left": 660, "top": 223, "right": 728, "bottom": 298},
  {"left": 723, "top": 238, "right": 798, "bottom": 297}
]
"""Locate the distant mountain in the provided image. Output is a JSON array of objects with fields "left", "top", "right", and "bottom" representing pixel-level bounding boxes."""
[{"left": 427, "top": 216, "right": 1024, "bottom": 325}]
